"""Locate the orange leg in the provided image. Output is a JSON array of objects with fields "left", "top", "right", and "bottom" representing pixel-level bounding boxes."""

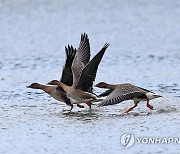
[
  {"left": 146, "top": 98, "right": 154, "bottom": 110},
  {"left": 77, "top": 104, "right": 85, "bottom": 108},
  {"left": 124, "top": 104, "right": 138, "bottom": 113},
  {"left": 86, "top": 99, "right": 95, "bottom": 110},
  {"left": 86, "top": 102, "right": 92, "bottom": 110}
]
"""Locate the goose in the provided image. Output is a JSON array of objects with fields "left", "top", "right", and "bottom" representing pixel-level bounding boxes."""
[
  {"left": 48, "top": 43, "right": 110, "bottom": 109},
  {"left": 26, "top": 83, "right": 76, "bottom": 110},
  {"left": 27, "top": 33, "right": 90, "bottom": 111},
  {"left": 27, "top": 45, "right": 78, "bottom": 111},
  {"left": 95, "top": 82, "right": 162, "bottom": 113}
]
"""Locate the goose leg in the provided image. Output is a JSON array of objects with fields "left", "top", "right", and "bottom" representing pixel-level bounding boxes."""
[
  {"left": 64, "top": 105, "right": 73, "bottom": 112},
  {"left": 146, "top": 98, "right": 154, "bottom": 110},
  {"left": 86, "top": 102, "right": 92, "bottom": 110},
  {"left": 86, "top": 99, "right": 94, "bottom": 110},
  {"left": 77, "top": 104, "right": 85, "bottom": 108},
  {"left": 124, "top": 104, "right": 138, "bottom": 113}
]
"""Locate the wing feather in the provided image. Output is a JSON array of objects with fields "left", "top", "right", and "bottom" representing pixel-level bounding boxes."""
[
  {"left": 60, "top": 45, "right": 76, "bottom": 86},
  {"left": 98, "top": 89, "right": 113, "bottom": 97},
  {"left": 98, "top": 87, "right": 145, "bottom": 107},
  {"left": 75, "top": 43, "right": 110, "bottom": 92},
  {"left": 72, "top": 33, "right": 90, "bottom": 83}
]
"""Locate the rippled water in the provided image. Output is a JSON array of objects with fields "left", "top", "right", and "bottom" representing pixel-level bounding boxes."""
[{"left": 0, "top": 0, "right": 180, "bottom": 154}]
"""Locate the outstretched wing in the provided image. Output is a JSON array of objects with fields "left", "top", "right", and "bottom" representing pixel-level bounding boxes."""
[
  {"left": 60, "top": 45, "right": 76, "bottom": 86},
  {"left": 134, "top": 85, "right": 152, "bottom": 93},
  {"left": 98, "top": 87, "right": 145, "bottom": 106},
  {"left": 98, "top": 89, "right": 113, "bottom": 97},
  {"left": 72, "top": 33, "right": 90, "bottom": 83},
  {"left": 75, "top": 43, "right": 110, "bottom": 92}
]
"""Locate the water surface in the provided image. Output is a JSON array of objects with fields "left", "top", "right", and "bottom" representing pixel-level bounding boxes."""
[{"left": 0, "top": 0, "right": 180, "bottom": 154}]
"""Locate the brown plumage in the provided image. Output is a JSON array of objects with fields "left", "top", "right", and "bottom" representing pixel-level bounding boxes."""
[
  {"left": 72, "top": 33, "right": 91, "bottom": 85},
  {"left": 48, "top": 43, "right": 110, "bottom": 109},
  {"left": 27, "top": 33, "right": 92, "bottom": 111},
  {"left": 27, "top": 44, "right": 77, "bottom": 111},
  {"left": 95, "top": 82, "right": 162, "bottom": 113},
  {"left": 26, "top": 83, "right": 74, "bottom": 110}
]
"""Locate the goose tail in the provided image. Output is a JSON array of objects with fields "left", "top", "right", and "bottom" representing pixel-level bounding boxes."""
[{"left": 146, "top": 92, "right": 163, "bottom": 99}]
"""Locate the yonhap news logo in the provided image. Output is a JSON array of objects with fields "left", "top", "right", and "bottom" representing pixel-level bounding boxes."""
[
  {"left": 120, "top": 133, "right": 135, "bottom": 148},
  {"left": 120, "top": 133, "right": 180, "bottom": 148}
]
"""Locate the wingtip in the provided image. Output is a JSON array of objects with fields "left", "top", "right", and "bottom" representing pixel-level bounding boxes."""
[
  {"left": 65, "top": 44, "right": 76, "bottom": 55},
  {"left": 64, "top": 44, "right": 76, "bottom": 63},
  {"left": 96, "top": 100, "right": 106, "bottom": 107},
  {"left": 103, "top": 43, "right": 110, "bottom": 48},
  {"left": 81, "top": 33, "right": 89, "bottom": 41}
]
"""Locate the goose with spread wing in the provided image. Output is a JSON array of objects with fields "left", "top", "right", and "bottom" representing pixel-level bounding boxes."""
[
  {"left": 27, "top": 45, "right": 77, "bottom": 111},
  {"left": 48, "top": 43, "right": 110, "bottom": 110},
  {"left": 95, "top": 82, "right": 162, "bottom": 113}
]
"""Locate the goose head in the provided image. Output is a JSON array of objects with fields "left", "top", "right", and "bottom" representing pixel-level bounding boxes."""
[
  {"left": 47, "top": 80, "right": 60, "bottom": 85},
  {"left": 94, "top": 82, "right": 108, "bottom": 88},
  {"left": 26, "top": 83, "right": 41, "bottom": 89}
]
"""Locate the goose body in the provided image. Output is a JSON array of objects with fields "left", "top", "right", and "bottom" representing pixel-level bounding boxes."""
[
  {"left": 27, "top": 44, "right": 77, "bottom": 111},
  {"left": 95, "top": 82, "right": 162, "bottom": 113},
  {"left": 48, "top": 43, "right": 110, "bottom": 109},
  {"left": 26, "top": 83, "right": 73, "bottom": 108},
  {"left": 48, "top": 81, "right": 97, "bottom": 103},
  {"left": 27, "top": 84, "right": 61, "bottom": 102}
]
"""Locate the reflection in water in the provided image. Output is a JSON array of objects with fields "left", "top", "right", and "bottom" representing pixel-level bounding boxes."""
[
  {"left": 60, "top": 110, "right": 100, "bottom": 122},
  {"left": 157, "top": 107, "right": 178, "bottom": 114}
]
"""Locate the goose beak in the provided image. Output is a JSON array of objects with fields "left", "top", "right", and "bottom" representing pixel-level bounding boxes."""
[{"left": 26, "top": 85, "right": 30, "bottom": 88}]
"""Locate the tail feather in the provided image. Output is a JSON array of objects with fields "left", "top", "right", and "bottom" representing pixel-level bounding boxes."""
[
  {"left": 146, "top": 92, "right": 163, "bottom": 99},
  {"left": 152, "top": 94, "right": 163, "bottom": 99}
]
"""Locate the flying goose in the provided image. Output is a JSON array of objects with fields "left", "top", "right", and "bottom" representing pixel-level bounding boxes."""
[
  {"left": 27, "top": 33, "right": 91, "bottom": 111},
  {"left": 27, "top": 45, "right": 78, "bottom": 111},
  {"left": 95, "top": 82, "right": 162, "bottom": 113},
  {"left": 48, "top": 43, "right": 110, "bottom": 109}
]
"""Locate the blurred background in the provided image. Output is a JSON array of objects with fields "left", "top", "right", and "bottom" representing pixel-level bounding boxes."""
[{"left": 0, "top": 0, "right": 180, "bottom": 154}]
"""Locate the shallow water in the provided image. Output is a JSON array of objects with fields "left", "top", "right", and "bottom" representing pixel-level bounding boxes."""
[{"left": 0, "top": 0, "right": 180, "bottom": 154}]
